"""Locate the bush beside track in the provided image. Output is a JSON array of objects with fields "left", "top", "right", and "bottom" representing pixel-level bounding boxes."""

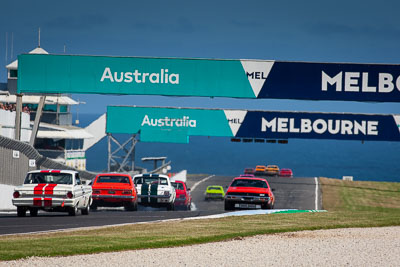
[{"left": 0, "top": 177, "right": 399, "bottom": 261}]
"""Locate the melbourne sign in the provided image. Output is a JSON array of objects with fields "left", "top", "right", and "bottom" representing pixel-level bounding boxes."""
[
  {"left": 18, "top": 54, "right": 400, "bottom": 102},
  {"left": 106, "top": 106, "right": 400, "bottom": 143}
]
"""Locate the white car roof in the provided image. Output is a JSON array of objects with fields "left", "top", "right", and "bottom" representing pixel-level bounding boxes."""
[{"left": 27, "top": 169, "right": 78, "bottom": 175}]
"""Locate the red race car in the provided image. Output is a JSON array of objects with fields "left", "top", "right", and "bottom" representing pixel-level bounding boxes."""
[
  {"left": 225, "top": 177, "right": 275, "bottom": 210},
  {"left": 91, "top": 173, "right": 138, "bottom": 211},
  {"left": 279, "top": 168, "right": 293, "bottom": 177},
  {"left": 172, "top": 180, "right": 192, "bottom": 210}
]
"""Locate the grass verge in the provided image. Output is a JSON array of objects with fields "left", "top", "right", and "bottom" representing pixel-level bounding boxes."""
[{"left": 0, "top": 177, "right": 399, "bottom": 261}]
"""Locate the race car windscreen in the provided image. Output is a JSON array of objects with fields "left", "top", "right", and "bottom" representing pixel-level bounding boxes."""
[
  {"left": 230, "top": 179, "right": 268, "bottom": 188},
  {"left": 24, "top": 173, "right": 73, "bottom": 185},
  {"left": 96, "top": 176, "right": 131, "bottom": 184}
]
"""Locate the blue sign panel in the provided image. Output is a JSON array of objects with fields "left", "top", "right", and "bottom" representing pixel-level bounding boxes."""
[
  {"left": 236, "top": 111, "right": 400, "bottom": 141},
  {"left": 258, "top": 62, "right": 400, "bottom": 102}
]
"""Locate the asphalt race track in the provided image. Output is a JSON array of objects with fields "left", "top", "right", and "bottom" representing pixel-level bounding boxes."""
[{"left": 0, "top": 175, "right": 321, "bottom": 235}]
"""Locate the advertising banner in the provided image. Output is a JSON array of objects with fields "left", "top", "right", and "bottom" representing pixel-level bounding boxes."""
[
  {"left": 106, "top": 106, "right": 400, "bottom": 143},
  {"left": 18, "top": 54, "right": 400, "bottom": 102}
]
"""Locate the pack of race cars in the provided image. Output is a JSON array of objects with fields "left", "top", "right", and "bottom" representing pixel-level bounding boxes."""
[
  {"left": 12, "top": 170, "right": 190, "bottom": 216},
  {"left": 12, "top": 166, "right": 288, "bottom": 216}
]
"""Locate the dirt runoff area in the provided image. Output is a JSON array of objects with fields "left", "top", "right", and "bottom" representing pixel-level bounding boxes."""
[{"left": 2, "top": 226, "right": 400, "bottom": 267}]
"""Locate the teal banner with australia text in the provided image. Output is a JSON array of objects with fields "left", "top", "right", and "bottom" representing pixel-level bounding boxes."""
[
  {"left": 18, "top": 54, "right": 400, "bottom": 102},
  {"left": 17, "top": 54, "right": 254, "bottom": 98}
]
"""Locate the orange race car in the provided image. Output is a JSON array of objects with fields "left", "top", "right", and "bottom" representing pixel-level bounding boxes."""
[
  {"left": 254, "top": 165, "right": 267, "bottom": 176},
  {"left": 224, "top": 176, "right": 275, "bottom": 210},
  {"left": 266, "top": 165, "right": 280, "bottom": 176},
  {"left": 91, "top": 173, "right": 138, "bottom": 211}
]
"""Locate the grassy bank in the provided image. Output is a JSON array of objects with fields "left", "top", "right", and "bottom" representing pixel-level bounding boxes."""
[{"left": 0, "top": 178, "right": 399, "bottom": 261}]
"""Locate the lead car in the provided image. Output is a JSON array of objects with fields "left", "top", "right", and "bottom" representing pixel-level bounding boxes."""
[{"left": 12, "top": 169, "right": 92, "bottom": 216}]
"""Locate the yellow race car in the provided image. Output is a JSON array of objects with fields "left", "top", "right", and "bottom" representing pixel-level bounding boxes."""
[
  {"left": 266, "top": 165, "right": 280, "bottom": 176},
  {"left": 205, "top": 185, "right": 225, "bottom": 200}
]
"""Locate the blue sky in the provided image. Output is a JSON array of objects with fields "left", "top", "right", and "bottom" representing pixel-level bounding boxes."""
[{"left": 1, "top": 0, "right": 399, "bottom": 115}]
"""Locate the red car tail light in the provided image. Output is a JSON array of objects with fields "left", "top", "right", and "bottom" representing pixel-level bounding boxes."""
[
  {"left": 13, "top": 191, "right": 20, "bottom": 198},
  {"left": 122, "top": 190, "right": 132, "bottom": 195},
  {"left": 66, "top": 191, "right": 73, "bottom": 199},
  {"left": 93, "top": 190, "right": 101, "bottom": 194}
]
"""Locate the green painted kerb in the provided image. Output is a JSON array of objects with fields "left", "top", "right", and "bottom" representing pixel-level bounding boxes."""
[
  {"left": 17, "top": 54, "right": 254, "bottom": 98},
  {"left": 106, "top": 106, "right": 233, "bottom": 143},
  {"left": 273, "top": 210, "right": 327, "bottom": 214}
]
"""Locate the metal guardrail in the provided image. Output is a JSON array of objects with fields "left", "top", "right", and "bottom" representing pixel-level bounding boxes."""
[{"left": 0, "top": 135, "right": 96, "bottom": 186}]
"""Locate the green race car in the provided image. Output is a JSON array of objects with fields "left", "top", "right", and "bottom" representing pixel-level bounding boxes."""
[{"left": 205, "top": 185, "right": 225, "bottom": 200}]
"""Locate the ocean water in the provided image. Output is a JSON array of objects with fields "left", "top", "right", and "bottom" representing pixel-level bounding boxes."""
[{"left": 79, "top": 113, "right": 400, "bottom": 183}]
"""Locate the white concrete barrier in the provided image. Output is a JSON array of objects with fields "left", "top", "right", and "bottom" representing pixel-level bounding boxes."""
[
  {"left": 342, "top": 176, "right": 354, "bottom": 181},
  {"left": 170, "top": 170, "right": 187, "bottom": 182},
  {"left": 0, "top": 184, "right": 16, "bottom": 210}
]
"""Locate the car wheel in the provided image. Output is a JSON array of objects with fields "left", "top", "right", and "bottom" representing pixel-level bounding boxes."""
[
  {"left": 187, "top": 203, "right": 191, "bottom": 211},
  {"left": 81, "top": 202, "right": 90, "bottom": 215},
  {"left": 68, "top": 205, "right": 78, "bottom": 216},
  {"left": 17, "top": 207, "right": 26, "bottom": 217},
  {"left": 124, "top": 202, "right": 136, "bottom": 211},
  {"left": 90, "top": 203, "right": 98, "bottom": 211},
  {"left": 224, "top": 201, "right": 234, "bottom": 211},
  {"left": 166, "top": 203, "right": 175, "bottom": 211},
  {"left": 30, "top": 208, "right": 38, "bottom": 217}
]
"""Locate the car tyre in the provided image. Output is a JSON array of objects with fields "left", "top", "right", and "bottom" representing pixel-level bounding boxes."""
[
  {"left": 166, "top": 203, "right": 175, "bottom": 211},
  {"left": 224, "top": 201, "right": 234, "bottom": 211},
  {"left": 68, "top": 205, "right": 78, "bottom": 216},
  {"left": 90, "top": 203, "right": 98, "bottom": 211},
  {"left": 81, "top": 203, "right": 90, "bottom": 215},
  {"left": 124, "top": 202, "right": 137, "bottom": 211},
  {"left": 30, "top": 208, "right": 38, "bottom": 217},
  {"left": 17, "top": 207, "right": 26, "bottom": 217}
]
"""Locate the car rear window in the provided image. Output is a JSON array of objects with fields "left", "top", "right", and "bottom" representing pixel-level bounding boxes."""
[
  {"left": 208, "top": 186, "right": 221, "bottom": 191},
  {"left": 24, "top": 173, "right": 72, "bottom": 185},
  {"left": 96, "top": 176, "right": 131, "bottom": 184},
  {"left": 172, "top": 182, "right": 184, "bottom": 190},
  {"left": 134, "top": 177, "right": 168, "bottom": 185},
  {"left": 231, "top": 179, "right": 268, "bottom": 188}
]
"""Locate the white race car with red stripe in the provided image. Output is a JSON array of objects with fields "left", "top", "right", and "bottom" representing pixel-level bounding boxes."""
[{"left": 12, "top": 170, "right": 92, "bottom": 216}]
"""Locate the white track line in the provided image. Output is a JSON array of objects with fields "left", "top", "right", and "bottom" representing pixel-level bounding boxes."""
[
  {"left": 314, "top": 177, "right": 319, "bottom": 210},
  {"left": 191, "top": 175, "right": 215, "bottom": 192}
]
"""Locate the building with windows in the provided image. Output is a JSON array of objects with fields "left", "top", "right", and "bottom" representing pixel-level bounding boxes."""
[{"left": 0, "top": 47, "right": 105, "bottom": 170}]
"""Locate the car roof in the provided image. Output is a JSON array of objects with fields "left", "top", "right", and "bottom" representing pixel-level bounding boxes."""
[
  {"left": 28, "top": 169, "right": 78, "bottom": 174},
  {"left": 233, "top": 176, "right": 268, "bottom": 181},
  {"left": 133, "top": 173, "right": 169, "bottom": 179},
  {"left": 96, "top": 173, "right": 132, "bottom": 177}
]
